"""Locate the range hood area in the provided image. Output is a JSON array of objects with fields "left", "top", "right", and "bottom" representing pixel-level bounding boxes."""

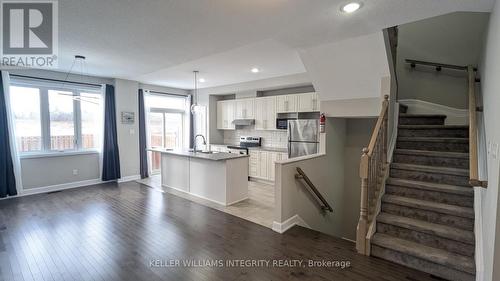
[{"left": 232, "top": 119, "right": 255, "bottom": 126}]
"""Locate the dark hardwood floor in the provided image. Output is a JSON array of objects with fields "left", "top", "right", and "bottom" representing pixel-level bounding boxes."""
[{"left": 0, "top": 181, "right": 439, "bottom": 281}]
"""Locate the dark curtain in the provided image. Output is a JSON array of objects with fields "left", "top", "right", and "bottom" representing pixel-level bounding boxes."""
[
  {"left": 189, "top": 95, "right": 194, "bottom": 149},
  {"left": 0, "top": 71, "right": 17, "bottom": 198},
  {"left": 102, "top": 84, "right": 121, "bottom": 181},
  {"left": 138, "top": 89, "right": 148, "bottom": 179}
]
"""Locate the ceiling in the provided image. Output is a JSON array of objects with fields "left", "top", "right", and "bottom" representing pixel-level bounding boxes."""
[{"left": 53, "top": 0, "right": 493, "bottom": 89}]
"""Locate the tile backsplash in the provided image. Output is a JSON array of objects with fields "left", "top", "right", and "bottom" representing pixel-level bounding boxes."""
[{"left": 224, "top": 129, "right": 287, "bottom": 148}]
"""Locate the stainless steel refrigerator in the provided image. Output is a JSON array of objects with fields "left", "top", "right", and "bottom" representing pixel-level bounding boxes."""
[{"left": 288, "top": 119, "right": 319, "bottom": 158}]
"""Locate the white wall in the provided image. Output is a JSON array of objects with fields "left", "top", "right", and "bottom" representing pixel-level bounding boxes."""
[
  {"left": 299, "top": 32, "right": 389, "bottom": 102},
  {"left": 478, "top": 1, "right": 500, "bottom": 280},
  {"left": 397, "top": 12, "right": 490, "bottom": 109}
]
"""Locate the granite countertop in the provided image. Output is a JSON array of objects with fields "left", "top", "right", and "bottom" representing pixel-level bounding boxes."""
[
  {"left": 210, "top": 144, "right": 288, "bottom": 153},
  {"left": 148, "top": 148, "right": 248, "bottom": 161}
]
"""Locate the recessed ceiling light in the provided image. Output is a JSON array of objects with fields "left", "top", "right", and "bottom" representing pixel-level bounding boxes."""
[
  {"left": 341, "top": 2, "right": 361, "bottom": 13},
  {"left": 251, "top": 67, "right": 260, "bottom": 73},
  {"left": 198, "top": 78, "right": 206, "bottom": 83}
]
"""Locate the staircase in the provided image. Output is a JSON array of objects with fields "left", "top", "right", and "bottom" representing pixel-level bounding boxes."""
[{"left": 370, "top": 108, "right": 475, "bottom": 281}]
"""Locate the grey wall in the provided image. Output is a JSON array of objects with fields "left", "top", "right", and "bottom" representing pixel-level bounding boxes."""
[
  {"left": 21, "top": 154, "right": 100, "bottom": 189},
  {"left": 397, "top": 12, "right": 489, "bottom": 109},
  {"left": 478, "top": 2, "right": 500, "bottom": 280},
  {"left": 343, "top": 118, "right": 376, "bottom": 239},
  {"left": 114, "top": 79, "right": 141, "bottom": 178}
]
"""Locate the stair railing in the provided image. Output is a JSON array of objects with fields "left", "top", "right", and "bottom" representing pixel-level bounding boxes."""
[
  {"left": 356, "top": 95, "right": 389, "bottom": 255},
  {"left": 295, "top": 167, "right": 333, "bottom": 212},
  {"left": 467, "top": 65, "right": 488, "bottom": 188}
]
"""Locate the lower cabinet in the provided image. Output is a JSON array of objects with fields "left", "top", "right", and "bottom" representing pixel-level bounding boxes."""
[{"left": 249, "top": 150, "right": 288, "bottom": 182}]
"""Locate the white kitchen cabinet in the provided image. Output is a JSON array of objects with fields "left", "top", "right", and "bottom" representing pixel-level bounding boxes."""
[
  {"left": 296, "top": 92, "right": 320, "bottom": 112},
  {"left": 235, "top": 98, "right": 254, "bottom": 119},
  {"left": 255, "top": 96, "right": 276, "bottom": 130},
  {"left": 249, "top": 150, "right": 289, "bottom": 182},
  {"left": 216, "top": 100, "right": 235, "bottom": 130},
  {"left": 276, "top": 95, "right": 297, "bottom": 113}
]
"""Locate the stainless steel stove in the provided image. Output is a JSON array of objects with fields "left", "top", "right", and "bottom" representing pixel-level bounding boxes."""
[{"left": 227, "top": 136, "right": 261, "bottom": 155}]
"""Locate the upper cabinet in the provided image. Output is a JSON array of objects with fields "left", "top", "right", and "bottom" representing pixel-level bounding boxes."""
[
  {"left": 216, "top": 100, "right": 235, "bottom": 130},
  {"left": 276, "top": 95, "right": 297, "bottom": 113},
  {"left": 217, "top": 93, "right": 319, "bottom": 131},
  {"left": 235, "top": 98, "right": 254, "bottom": 119},
  {"left": 255, "top": 96, "right": 276, "bottom": 130},
  {"left": 296, "top": 92, "right": 320, "bottom": 112}
]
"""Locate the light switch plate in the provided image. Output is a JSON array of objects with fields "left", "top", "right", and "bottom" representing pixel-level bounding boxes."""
[{"left": 129, "top": 128, "right": 135, "bottom": 135}]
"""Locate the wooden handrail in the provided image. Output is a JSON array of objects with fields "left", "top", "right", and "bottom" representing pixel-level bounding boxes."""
[
  {"left": 356, "top": 95, "right": 390, "bottom": 255},
  {"left": 295, "top": 167, "right": 333, "bottom": 212},
  {"left": 468, "top": 65, "right": 488, "bottom": 188},
  {"left": 367, "top": 95, "right": 390, "bottom": 156}
]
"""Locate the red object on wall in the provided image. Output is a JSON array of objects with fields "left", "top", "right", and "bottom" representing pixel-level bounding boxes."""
[{"left": 320, "top": 113, "right": 326, "bottom": 133}]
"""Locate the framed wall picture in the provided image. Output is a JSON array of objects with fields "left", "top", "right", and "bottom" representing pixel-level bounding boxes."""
[{"left": 121, "top": 111, "right": 135, "bottom": 124}]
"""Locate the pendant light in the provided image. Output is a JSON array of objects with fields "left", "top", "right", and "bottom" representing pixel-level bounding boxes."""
[
  {"left": 58, "top": 55, "right": 99, "bottom": 105},
  {"left": 190, "top": 70, "right": 199, "bottom": 114}
]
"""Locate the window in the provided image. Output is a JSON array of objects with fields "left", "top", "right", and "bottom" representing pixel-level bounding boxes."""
[
  {"left": 145, "top": 93, "right": 190, "bottom": 174},
  {"left": 10, "top": 86, "right": 42, "bottom": 152},
  {"left": 10, "top": 80, "right": 103, "bottom": 154}
]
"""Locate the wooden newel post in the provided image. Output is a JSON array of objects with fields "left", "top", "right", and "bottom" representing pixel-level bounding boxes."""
[
  {"left": 382, "top": 95, "right": 389, "bottom": 166},
  {"left": 356, "top": 147, "right": 370, "bottom": 255}
]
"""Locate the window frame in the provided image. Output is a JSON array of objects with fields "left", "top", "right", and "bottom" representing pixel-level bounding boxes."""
[{"left": 10, "top": 79, "right": 103, "bottom": 157}]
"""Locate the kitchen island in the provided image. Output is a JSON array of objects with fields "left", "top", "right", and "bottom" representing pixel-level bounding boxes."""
[{"left": 149, "top": 149, "right": 249, "bottom": 206}]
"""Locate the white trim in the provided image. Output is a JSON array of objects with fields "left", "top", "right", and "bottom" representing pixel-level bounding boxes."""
[
  {"left": 398, "top": 99, "right": 468, "bottom": 125},
  {"left": 226, "top": 197, "right": 249, "bottom": 206},
  {"left": 272, "top": 215, "right": 310, "bottom": 234},
  {"left": 19, "top": 179, "right": 102, "bottom": 197},
  {"left": 474, "top": 186, "right": 484, "bottom": 281},
  {"left": 20, "top": 150, "right": 100, "bottom": 159},
  {"left": 118, "top": 175, "right": 141, "bottom": 183},
  {"left": 387, "top": 102, "right": 399, "bottom": 163}
]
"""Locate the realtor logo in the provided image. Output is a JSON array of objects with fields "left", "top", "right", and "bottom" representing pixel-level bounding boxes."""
[{"left": 1, "top": 0, "right": 58, "bottom": 68}]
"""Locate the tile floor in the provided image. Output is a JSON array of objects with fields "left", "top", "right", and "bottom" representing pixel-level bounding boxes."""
[{"left": 136, "top": 175, "right": 275, "bottom": 228}]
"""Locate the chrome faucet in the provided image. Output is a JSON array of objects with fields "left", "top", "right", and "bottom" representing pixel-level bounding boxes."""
[{"left": 193, "top": 134, "right": 207, "bottom": 152}]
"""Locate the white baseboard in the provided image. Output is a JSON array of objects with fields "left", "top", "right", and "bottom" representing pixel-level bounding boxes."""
[
  {"left": 398, "top": 99, "right": 468, "bottom": 125},
  {"left": 118, "top": 175, "right": 141, "bottom": 183},
  {"left": 20, "top": 178, "right": 102, "bottom": 197},
  {"left": 474, "top": 186, "right": 484, "bottom": 281},
  {"left": 272, "top": 215, "right": 310, "bottom": 234}
]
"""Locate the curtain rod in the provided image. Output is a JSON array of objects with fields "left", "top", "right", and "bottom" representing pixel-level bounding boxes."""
[
  {"left": 9, "top": 74, "right": 103, "bottom": 87},
  {"left": 145, "top": 89, "right": 190, "bottom": 98}
]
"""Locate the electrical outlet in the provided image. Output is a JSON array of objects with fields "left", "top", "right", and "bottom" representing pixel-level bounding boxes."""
[
  {"left": 72, "top": 169, "right": 78, "bottom": 176},
  {"left": 129, "top": 128, "right": 135, "bottom": 135}
]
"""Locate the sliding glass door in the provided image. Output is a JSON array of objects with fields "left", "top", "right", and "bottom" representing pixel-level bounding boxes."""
[{"left": 145, "top": 93, "right": 189, "bottom": 175}]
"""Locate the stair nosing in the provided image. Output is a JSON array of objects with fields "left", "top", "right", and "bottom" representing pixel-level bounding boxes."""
[
  {"left": 394, "top": 149, "right": 469, "bottom": 159},
  {"left": 372, "top": 233, "right": 475, "bottom": 274},
  {"left": 377, "top": 213, "right": 474, "bottom": 245},
  {"left": 382, "top": 194, "right": 474, "bottom": 219},
  {"left": 391, "top": 163, "right": 469, "bottom": 176},
  {"left": 386, "top": 178, "right": 474, "bottom": 196}
]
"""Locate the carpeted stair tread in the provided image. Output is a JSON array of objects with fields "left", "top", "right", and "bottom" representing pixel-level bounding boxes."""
[
  {"left": 399, "top": 114, "right": 447, "bottom": 118},
  {"left": 398, "top": 125, "right": 469, "bottom": 129},
  {"left": 377, "top": 213, "right": 474, "bottom": 245},
  {"left": 382, "top": 195, "right": 474, "bottom": 218},
  {"left": 386, "top": 178, "right": 473, "bottom": 196},
  {"left": 391, "top": 163, "right": 469, "bottom": 176},
  {"left": 394, "top": 149, "right": 469, "bottom": 159},
  {"left": 371, "top": 233, "right": 475, "bottom": 275},
  {"left": 398, "top": 137, "right": 468, "bottom": 142}
]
